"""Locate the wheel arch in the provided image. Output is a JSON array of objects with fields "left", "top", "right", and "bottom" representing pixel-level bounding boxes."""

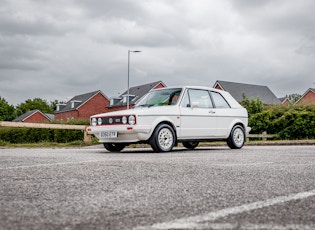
[
  {"left": 148, "top": 118, "right": 178, "bottom": 141},
  {"left": 228, "top": 119, "right": 246, "bottom": 136}
]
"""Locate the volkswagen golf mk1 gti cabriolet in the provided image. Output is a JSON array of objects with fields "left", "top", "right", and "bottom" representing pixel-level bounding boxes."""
[{"left": 87, "top": 86, "right": 250, "bottom": 152}]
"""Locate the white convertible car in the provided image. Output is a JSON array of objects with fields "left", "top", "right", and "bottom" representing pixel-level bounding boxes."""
[{"left": 87, "top": 86, "right": 250, "bottom": 152}]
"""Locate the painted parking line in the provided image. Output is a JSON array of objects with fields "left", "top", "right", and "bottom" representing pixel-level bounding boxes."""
[{"left": 134, "top": 189, "right": 315, "bottom": 230}]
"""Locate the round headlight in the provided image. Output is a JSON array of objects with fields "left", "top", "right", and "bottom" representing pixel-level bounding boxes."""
[
  {"left": 97, "top": 118, "right": 102, "bottom": 125},
  {"left": 128, "top": 115, "right": 136, "bottom": 125},
  {"left": 122, "top": 116, "right": 127, "bottom": 124},
  {"left": 91, "top": 118, "right": 97, "bottom": 126},
  {"left": 108, "top": 118, "right": 113, "bottom": 124}
]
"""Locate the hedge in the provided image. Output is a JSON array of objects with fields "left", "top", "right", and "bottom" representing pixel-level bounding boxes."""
[
  {"left": 0, "top": 127, "right": 84, "bottom": 143},
  {"left": 1, "top": 105, "right": 315, "bottom": 143},
  {"left": 249, "top": 104, "right": 315, "bottom": 140}
]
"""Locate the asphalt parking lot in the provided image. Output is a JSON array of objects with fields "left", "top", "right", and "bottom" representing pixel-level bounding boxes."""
[{"left": 0, "top": 145, "right": 314, "bottom": 230}]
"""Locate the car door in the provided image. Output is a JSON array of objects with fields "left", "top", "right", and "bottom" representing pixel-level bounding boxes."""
[
  {"left": 210, "top": 91, "right": 233, "bottom": 137},
  {"left": 179, "top": 89, "right": 217, "bottom": 138}
]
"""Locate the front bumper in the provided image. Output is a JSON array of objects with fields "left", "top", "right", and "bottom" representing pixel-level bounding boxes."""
[
  {"left": 246, "top": 126, "right": 252, "bottom": 134},
  {"left": 87, "top": 125, "right": 152, "bottom": 143}
]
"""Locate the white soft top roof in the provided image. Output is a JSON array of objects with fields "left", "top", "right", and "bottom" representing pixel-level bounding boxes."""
[{"left": 152, "top": 86, "right": 243, "bottom": 108}]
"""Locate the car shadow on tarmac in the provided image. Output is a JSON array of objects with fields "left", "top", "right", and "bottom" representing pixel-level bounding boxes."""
[{"left": 90, "top": 146, "right": 231, "bottom": 154}]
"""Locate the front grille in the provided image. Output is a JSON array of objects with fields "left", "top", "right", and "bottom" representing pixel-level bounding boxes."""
[{"left": 99, "top": 116, "right": 124, "bottom": 125}]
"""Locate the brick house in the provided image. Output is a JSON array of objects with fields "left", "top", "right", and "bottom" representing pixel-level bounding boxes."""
[
  {"left": 295, "top": 88, "right": 315, "bottom": 105},
  {"left": 107, "top": 81, "right": 167, "bottom": 112},
  {"left": 213, "top": 80, "right": 281, "bottom": 105},
  {"left": 279, "top": 97, "right": 291, "bottom": 105},
  {"left": 54, "top": 90, "right": 110, "bottom": 121},
  {"left": 13, "top": 110, "right": 54, "bottom": 123}
]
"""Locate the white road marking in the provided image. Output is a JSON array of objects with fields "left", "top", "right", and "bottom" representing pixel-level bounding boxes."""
[
  {"left": 0, "top": 160, "right": 102, "bottom": 170},
  {"left": 173, "top": 223, "right": 315, "bottom": 230},
  {"left": 214, "top": 162, "right": 275, "bottom": 167},
  {"left": 134, "top": 189, "right": 315, "bottom": 230}
]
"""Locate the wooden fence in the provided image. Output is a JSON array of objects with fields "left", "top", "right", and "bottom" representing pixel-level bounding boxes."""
[
  {"left": 247, "top": 131, "right": 274, "bottom": 141},
  {"left": 0, "top": 121, "right": 274, "bottom": 144},
  {"left": 0, "top": 121, "right": 91, "bottom": 144}
]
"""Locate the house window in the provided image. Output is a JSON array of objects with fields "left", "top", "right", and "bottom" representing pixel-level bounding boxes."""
[
  {"left": 70, "top": 100, "right": 82, "bottom": 109},
  {"left": 122, "top": 95, "right": 135, "bottom": 104},
  {"left": 56, "top": 104, "right": 66, "bottom": 111},
  {"left": 123, "top": 96, "right": 127, "bottom": 104},
  {"left": 110, "top": 98, "right": 121, "bottom": 106}
]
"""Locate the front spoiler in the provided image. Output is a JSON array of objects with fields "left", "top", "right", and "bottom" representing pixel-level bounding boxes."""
[{"left": 87, "top": 125, "right": 152, "bottom": 143}]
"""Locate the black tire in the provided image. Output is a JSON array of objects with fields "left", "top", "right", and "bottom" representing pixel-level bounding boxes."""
[
  {"left": 103, "top": 143, "right": 126, "bottom": 152},
  {"left": 182, "top": 141, "right": 199, "bottom": 149},
  {"left": 227, "top": 125, "right": 245, "bottom": 149},
  {"left": 149, "top": 124, "right": 176, "bottom": 152}
]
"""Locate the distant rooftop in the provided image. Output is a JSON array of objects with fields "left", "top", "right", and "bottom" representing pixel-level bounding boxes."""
[
  {"left": 110, "top": 80, "right": 166, "bottom": 107},
  {"left": 214, "top": 80, "right": 281, "bottom": 104},
  {"left": 55, "top": 90, "right": 108, "bottom": 113},
  {"left": 13, "top": 110, "right": 54, "bottom": 122}
]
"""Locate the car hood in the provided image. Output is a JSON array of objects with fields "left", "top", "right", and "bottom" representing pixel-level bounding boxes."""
[{"left": 91, "top": 106, "right": 180, "bottom": 118}]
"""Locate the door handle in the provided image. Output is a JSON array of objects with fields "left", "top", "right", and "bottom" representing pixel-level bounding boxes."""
[{"left": 208, "top": 110, "right": 216, "bottom": 114}]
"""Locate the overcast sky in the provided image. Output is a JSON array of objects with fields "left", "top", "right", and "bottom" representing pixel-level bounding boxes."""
[{"left": 1, "top": 0, "right": 314, "bottom": 105}]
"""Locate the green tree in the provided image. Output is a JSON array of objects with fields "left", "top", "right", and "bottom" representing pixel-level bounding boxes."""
[
  {"left": 0, "top": 97, "right": 16, "bottom": 121},
  {"left": 287, "top": 94, "right": 301, "bottom": 103},
  {"left": 240, "top": 93, "right": 264, "bottom": 117},
  {"left": 49, "top": 100, "right": 66, "bottom": 112},
  {"left": 16, "top": 98, "right": 54, "bottom": 117}
]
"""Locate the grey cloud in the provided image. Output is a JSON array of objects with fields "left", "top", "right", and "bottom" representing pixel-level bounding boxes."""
[
  {"left": 106, "top": 24, "right": 193, "bottom": 48},
  {"left": 1, "top": 0, "right": 315, "bottom": 105},
  {"left": 76, "top": 0, "right": 145, "bottom": 20},
  {"left": 231, "top": 0, "right": 315, "bottom": 36},
  {"left": 296, "top": 36, "right": 315, "bottom": 57},
  {"left": 0, "top": 36, "right": 49, "bottom": 71},
  {"left": 0, "top": 15, "right": 65, "bottom": 36},
  {"left": 0, "top": 0, "right": 73, "bottom": 37}
]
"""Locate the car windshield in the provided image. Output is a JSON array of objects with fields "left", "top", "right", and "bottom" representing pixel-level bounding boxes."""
[{"left": 135, "top": 88, "right": 182, "bottom": 107}]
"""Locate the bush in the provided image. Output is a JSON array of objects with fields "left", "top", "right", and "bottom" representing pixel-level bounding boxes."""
[
  {"left": 249, "top": 104, "right": 315, "bottom": 139},
  {"left": 240, "top": 94, "right": 264, "bottom": 116}
]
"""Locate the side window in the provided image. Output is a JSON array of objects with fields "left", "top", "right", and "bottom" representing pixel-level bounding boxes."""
[
  {"left": 169, "top": 90, "right": 181, "bottom": 105},
  {"left": 181, "top": 91, "right": 190, "bottom": 107},
  {"left": 182, "top": 89, "right": 213, "bottom": 108},
  {"left": 211, "top": 91, "right": 230, "bottom": 108}
]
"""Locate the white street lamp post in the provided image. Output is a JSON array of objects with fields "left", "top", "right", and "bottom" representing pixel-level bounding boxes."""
[{"left": 127, "top": 50, "right": 141, "bottom": 109}]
